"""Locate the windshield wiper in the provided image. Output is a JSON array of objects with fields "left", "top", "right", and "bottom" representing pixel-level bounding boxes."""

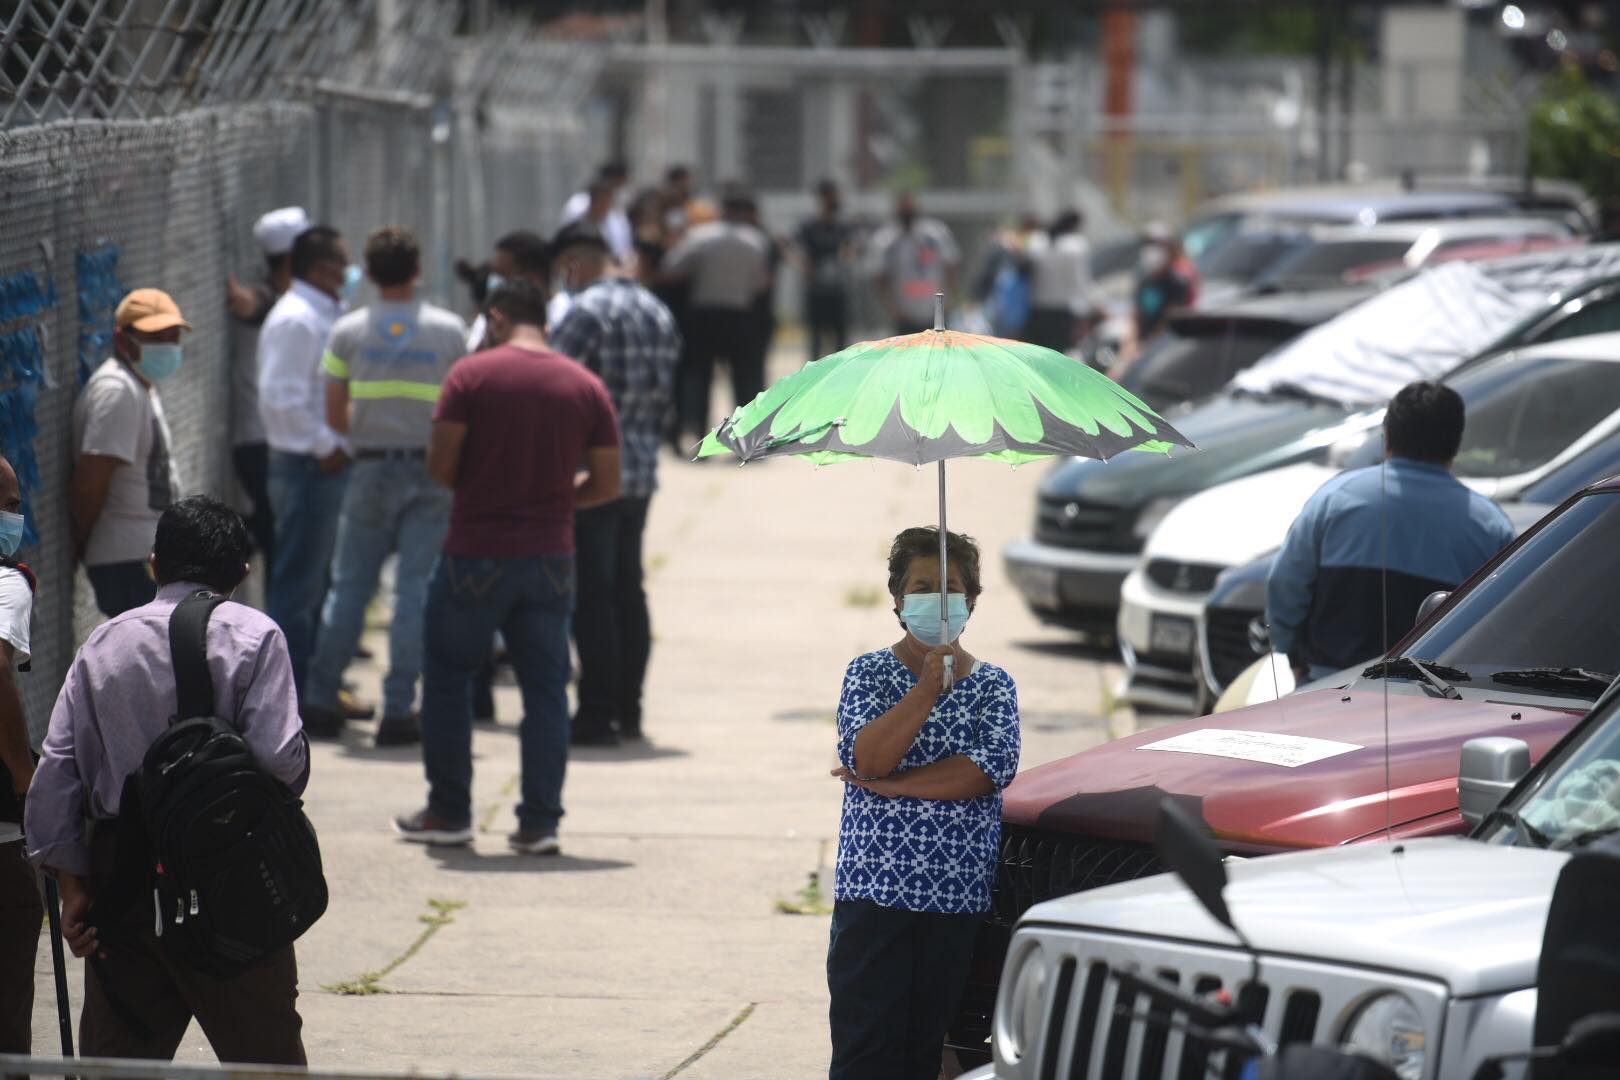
[
  {"left": 1361, "top": 656, "right": 1468, "bottom": 699},
  {"left": 1489, "top": 667, "right": 1616, "bottom": 696},
  {"left": 1480, "top": 807, "right": 1552, "bottom": 849}
]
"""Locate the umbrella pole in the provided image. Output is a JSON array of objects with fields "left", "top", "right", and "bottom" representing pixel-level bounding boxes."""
[
  {"left": 934, "top": 292, "right": 953, "bottom": 692},
  {"left": 938, "top": 457, "right": 952, "bottom": 692}
]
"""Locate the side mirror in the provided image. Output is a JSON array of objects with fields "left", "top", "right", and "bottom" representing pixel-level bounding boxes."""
[
  {"left": 1415, "top": 590, "right": 1451, "bottom": 627},
  {"left": 1156, "top": 799, "right": 1234, "bottom": 931},
  {"left": 1459, "top": 737, "right": 1531, "bottom": 828}
]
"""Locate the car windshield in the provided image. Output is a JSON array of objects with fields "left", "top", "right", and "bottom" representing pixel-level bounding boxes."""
[
  {"left": 1517, "top": 432, "right": 1620, "bottom": 506},
  {"left": 1491, "top": 685, "right": 1620, "bottom": 850},
  {"left": 1117, "top": 324, "right": 1296, "bottom": 408},
  {"left": 1401, "top": 491, "right": 1620, "bottom": 698},
  {"left": 1256, "top": 239, "right": 1414, "bottom": 287},
  {"left": 1450, "top": 355, "right": 1620, "bottom": 478},
  {"left": 1198, "top": 233, "right": 1308, "bottom": 284}
]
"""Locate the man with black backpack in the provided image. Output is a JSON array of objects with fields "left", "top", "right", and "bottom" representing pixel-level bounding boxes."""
[{"left": 26, "top": 496, "right": 316, "bottom": 1064}]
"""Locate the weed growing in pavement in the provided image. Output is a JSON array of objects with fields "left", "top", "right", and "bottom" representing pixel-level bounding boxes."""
[
  {"left": 325, "top": 897, "right": 468, "bottom": 995},
  {"left": 774, "top": 871, "right": 833, "bottom": 915}
]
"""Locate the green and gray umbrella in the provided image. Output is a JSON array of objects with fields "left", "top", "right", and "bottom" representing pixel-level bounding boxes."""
[{"left": 697, "top": 300, "right": 1194, "bottom": 683}]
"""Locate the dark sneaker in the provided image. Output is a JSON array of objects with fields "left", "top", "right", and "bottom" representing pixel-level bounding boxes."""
[
  {"left": 301, "top": 704, "right": 344, "bottom": 739},
  {"left": 508, "top": 828, "right": 560, "bottom": 855},
  {"left": 393, "top": 808, "right": 473, "bottom": 845},
  {"left": 374, "top": 713, "right": 421, "bottom": 747}
]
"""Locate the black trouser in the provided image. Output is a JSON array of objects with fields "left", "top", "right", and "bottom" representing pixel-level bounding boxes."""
[
  {"left": 0, "top": 840, "right": 41, "bottom": 1056},
  {"left": 680, "top": 306, "right": 764, "bottom": 440},
  {"left": 80, "top": 825, "right": 305, "bottom": 1065},
  {"left": 806, "top": 288, "right": 848, "bottom": 362},
  {"left": 86, "top": 562, "right": 156, "bottom": 618},
  {"left": 827, "top": 898, "right": 981, "bottom": 1080},
  {"left": 572, "top": 496, "right": 653, "bottom": 737},
  {"left": 1024, "top": 306, "right": 1076, "bottom": 353},
  {"left": 231, "top": 441, "right": 275, "bottom": 586}
]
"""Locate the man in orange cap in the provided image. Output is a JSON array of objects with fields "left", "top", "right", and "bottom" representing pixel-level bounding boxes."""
[{"left": 71, "top": 288, "right": 190, "bottom": 616}]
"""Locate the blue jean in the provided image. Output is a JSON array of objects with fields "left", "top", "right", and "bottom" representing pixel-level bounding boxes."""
[
  {"left": 420, "top": 553, "right": 575, "bottom": 830},
  {"left": 306, "top": 458, "right": 451, "bottom": 718},
  {"left": 266, "top": 451, "right": 349, "bottom": 696}
]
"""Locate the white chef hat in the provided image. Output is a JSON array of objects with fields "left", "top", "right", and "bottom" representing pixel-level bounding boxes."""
[{"left": 252, "top": 207, "right": 311, "bottom": 257}]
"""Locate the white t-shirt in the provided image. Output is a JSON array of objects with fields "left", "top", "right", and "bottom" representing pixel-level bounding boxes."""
[
  {"left": 1027, "top": 232, "right": 1095, "bottom": 313},
  {"left": 0, "top": 566, "right": 30, "bottom": 843},
  {"left": 0, "top": 567, "right": 30, "bottom": 669},
  {"left": 73, "top": 358, "right": 183, "bottom": 566}
]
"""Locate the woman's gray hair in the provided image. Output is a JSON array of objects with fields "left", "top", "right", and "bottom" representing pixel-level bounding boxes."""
[{"left": 887, "top": 526, "right": 983, "bottom": 600}]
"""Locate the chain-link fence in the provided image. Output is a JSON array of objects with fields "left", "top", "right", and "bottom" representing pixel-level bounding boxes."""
[{"left": 0, "top": 0, "right": 590, "bottom": 734}]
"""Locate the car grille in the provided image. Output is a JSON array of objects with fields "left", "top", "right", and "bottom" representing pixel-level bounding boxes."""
[
  {"left": 1008, "top": 927, "right": 1447, "bottom": 1080},
  {"left": 991, "top": 824, "right": 1166, "bottom": 926},
  {"left": 1203, "top": 607, "right": 1263, "bottom": 691},
  {"left": 1144, "top": 559, "right": 1223, "bottom": 594},
  {"left": 1034, "top": 495, "right": 1140, "bottom": 554}
]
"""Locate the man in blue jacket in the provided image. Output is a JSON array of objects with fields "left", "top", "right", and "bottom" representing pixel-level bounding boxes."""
[{"left": 1268, "top": 380, "right": 1515, "bottom": 681}]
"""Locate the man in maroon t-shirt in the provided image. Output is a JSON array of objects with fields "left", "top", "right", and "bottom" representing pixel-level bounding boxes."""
[{"left": 395, "top": 281, "right": 621, "bottom": 855}]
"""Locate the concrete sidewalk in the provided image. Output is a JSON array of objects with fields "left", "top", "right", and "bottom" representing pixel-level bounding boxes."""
[{"left": 29, "top": 372, "right": 1156, "bottom": 1078}]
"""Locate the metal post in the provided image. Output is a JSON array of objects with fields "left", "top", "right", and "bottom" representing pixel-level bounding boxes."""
[{"left": 933, "top": 292, "right": 951, "bottom": 691}]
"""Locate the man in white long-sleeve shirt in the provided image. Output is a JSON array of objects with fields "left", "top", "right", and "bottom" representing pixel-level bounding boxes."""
[{"left": 256, "top": 224, "right": 353, "bottom": 724}]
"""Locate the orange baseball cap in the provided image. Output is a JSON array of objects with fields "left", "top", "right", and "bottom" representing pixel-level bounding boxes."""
[{"left": 115, "top": 289, "right": 192, "bottom": 333}]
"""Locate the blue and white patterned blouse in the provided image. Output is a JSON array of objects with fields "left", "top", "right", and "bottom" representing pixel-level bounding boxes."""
[{"left": 834, "top": 648, "right": 1021, "bottom": 915}]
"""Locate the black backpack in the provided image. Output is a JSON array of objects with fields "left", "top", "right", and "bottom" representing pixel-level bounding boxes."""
[{"left": 100, "top": 591, "right": 327, "bottom": 976}]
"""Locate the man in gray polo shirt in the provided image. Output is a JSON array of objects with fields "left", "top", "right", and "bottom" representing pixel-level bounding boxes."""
[{"left": 304, "top": 226, "right": 467, "bottom": 745}]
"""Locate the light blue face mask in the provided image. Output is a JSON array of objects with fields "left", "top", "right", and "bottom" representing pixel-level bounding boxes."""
[
  {"left": 484, "top": 271, "right": 507, "bottom": 295},
  {"left": 900, "top": 592, "right": 971, "bottom": 647},
  {"left": 0, "top": 511, "right": 24, "bottom": 557},
  {"left": 341, "top": 263, "right": 363, "bottom": 304},
  {"left": 134, "top": 342, "right": 183, "bottom": 382}
]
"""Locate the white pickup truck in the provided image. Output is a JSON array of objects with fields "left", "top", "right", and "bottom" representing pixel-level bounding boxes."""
[{"left": 964, "top": 678, "right": 1620, "bottom": 1080}]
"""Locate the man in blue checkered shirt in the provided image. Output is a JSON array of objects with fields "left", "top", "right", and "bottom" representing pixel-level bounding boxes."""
[{"left": 547, "top": 220, "right": 682, "bottom": 745}]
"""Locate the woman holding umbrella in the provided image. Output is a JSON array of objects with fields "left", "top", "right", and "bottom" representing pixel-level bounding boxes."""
[{"left": 827, "top": 525, "right": 1020, "bottom": 1080}]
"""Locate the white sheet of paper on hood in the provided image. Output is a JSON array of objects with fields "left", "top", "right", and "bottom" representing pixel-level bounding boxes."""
[{"left": 1138, "top": 728, "right": 1363, "bottom": 768}]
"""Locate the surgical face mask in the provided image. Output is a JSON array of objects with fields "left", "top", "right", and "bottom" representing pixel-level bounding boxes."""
[
  {"left": 550, "top": 271, "right": 572, "bottom": 298},
  {"left": 900, "top": 592, "right": 971, "bottom": 647},
  {"left": 0, "top": 511, "right": 22, "bottom": 557},
  {"left": 484, "top": 271, "right": 507, "bottom": 296},
  {"left": 134, "top": 342, "right": 183, "bottom": 382},
  {"left": 1139, "top": 246, "right": 1169, "bottom": 274},
  {"left": 340, "top": 263, "right": 363, "bottom": 304}
]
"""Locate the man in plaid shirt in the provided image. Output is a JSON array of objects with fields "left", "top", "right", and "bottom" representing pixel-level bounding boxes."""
[{"left": 547, "top": 221, "right": 682, "bottom": 745}]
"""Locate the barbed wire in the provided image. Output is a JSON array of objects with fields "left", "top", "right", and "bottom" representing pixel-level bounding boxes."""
[{"left": 0, "top": 0, "right": 554, "bottom": 129}]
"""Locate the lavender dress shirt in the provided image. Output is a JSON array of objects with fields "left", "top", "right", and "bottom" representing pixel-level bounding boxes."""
[{"left": 26, "top": 582, "right": 308, "bottom": 876}]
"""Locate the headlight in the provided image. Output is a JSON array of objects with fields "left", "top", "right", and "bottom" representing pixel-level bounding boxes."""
[
  {"left": 1133, "top": 496, "right": 1182, "bottom": 540},
  {"left": 996, "top": 940, "right": 1048, "bottom": 1063},
  {"left": 1341, "top": 992, "right": 1428, "bottom": 1080}
]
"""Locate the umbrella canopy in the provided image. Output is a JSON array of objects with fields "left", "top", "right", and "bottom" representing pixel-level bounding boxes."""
[
  {"left": 696, "top": 328, "right": 1194, "bottom": 465},
  {"left": 697, "top": 315, "right": 1195, "bottom": 689}
]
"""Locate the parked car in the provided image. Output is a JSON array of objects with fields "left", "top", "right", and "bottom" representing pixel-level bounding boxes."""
[
  {"left": 952, "top": 477, "right": 1620, "bottom": 1066},
  {"left": 1201, "top": 427, "right": 1620, "bottom": 710},
  {"left": 974, "top": 628, "right": 1620, "bottom": 1080},
  {"left": 1006, "top": 247, "right": 1620, "bottom": 637},
  {"left": 1117, "top": 332, "right": 1620, "bottom": 711},
  {"left": 1249, "top": 217, "right": 1575, "bottom": 294},
  {"left": 1113, "top": 288, "right": 1368, "bottom": 413}
]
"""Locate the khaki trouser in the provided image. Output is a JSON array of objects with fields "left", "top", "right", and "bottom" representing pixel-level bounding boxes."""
[
  {"left": 0, "top": 838, "right": 42, "bottom": 1055},
  {"left": 80, "top": 825, "right": 306, "bottom": 1065}
]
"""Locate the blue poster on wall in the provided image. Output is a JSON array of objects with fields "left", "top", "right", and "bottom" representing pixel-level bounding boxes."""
[{"left": 0, "top": 267, "right": 58, "bottom": 549}]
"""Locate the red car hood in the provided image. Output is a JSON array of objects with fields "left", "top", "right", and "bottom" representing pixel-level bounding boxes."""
[{"left": 1007, "top": 689, "right": 1583, "bottom": 850}]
